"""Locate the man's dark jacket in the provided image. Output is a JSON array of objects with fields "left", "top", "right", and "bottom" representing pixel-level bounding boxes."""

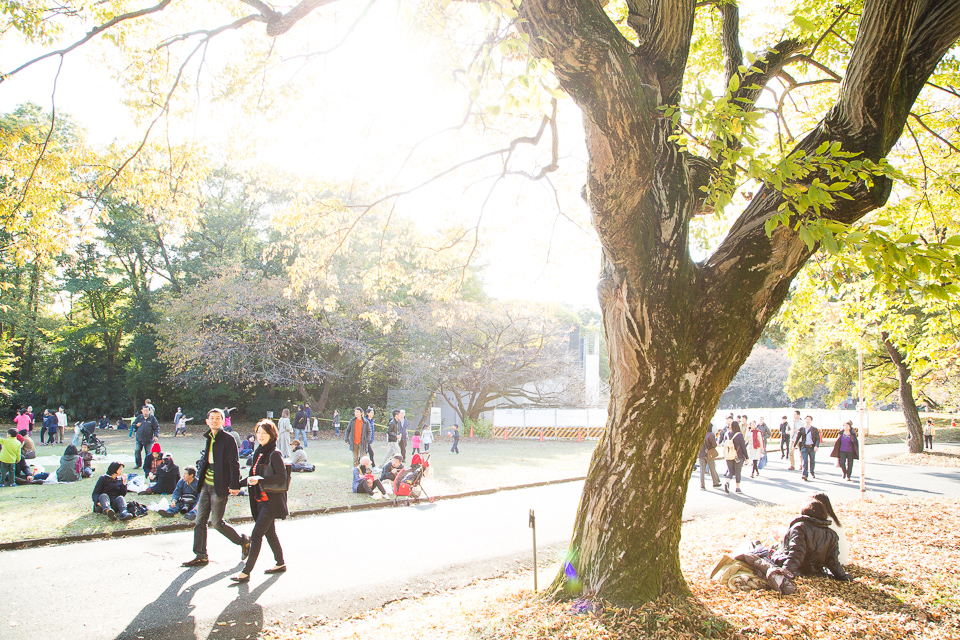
[
  {"left": 196, "top": 428, "right": 241, "bottom": 496},
  {"left": 134, "top": 414, "right": 160, "bottom": 444}
]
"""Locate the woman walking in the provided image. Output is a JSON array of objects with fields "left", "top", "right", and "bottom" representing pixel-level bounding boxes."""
[
  {"left": 231, "top": 419, "right": 288, "bottom": 583},
  {"left": 723, "top": 422, "right": 748, "bottom": 494},
  {"left": 747, "top": 421, "right": 765, "bottom": 478},
  {"left": 276, "top": 408, "right": 293, "bottom": 458},
  {"left": 829, "top": 421, "right": 859, "bottom": 481}
]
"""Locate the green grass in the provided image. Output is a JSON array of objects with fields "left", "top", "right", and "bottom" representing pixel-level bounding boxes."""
[{"left": 1, "top": 425, "right": 597, "bottom": 543}]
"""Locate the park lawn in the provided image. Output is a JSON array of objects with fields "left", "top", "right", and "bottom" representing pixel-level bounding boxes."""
[
  {"left": 0, "top": 427, "right": 596, "bottom": 544},
  {"left": 262, "top": 495, "right": 960, "bottom": 640}
]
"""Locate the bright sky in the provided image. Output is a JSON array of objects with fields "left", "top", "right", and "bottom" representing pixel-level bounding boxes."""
[{"left": 0, "top": 1, "right": 602, "bottom": 310}]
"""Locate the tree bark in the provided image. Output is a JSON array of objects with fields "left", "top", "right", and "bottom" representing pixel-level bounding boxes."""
[
  {"left": 519, "top": 0, "right": 960, "bottom": 605},
  {"left": 882, "top": 332, "right": 924, "bottom": 453}
]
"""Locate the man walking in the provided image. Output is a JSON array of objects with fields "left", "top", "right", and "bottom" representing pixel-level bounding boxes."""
[
  {"left": 333, "top": 409, "right": 341, "bottom": 437},
  {"left": 793, "top": 415, "right": 821, "bottom": 481},
  {"left": 789, "top": 410, "right": 802, "bottom": 470},
  {"left": 132, "top": 405, "right": 160, "bottom": 469},
  {"left": 182, "top": 408, "right": 249, "bottom": 567},
  {"left": 397, "top": 409, "right": 409, "bottom": 461},
  {"left": 293, "top": 405, "right": 308, "bottom": 447},
  {"left": 381, "top": 410, "right": 402, "bottom": 467}
]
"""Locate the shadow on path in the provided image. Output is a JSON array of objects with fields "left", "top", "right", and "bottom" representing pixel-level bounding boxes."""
[
  {"left": 115, "top": 567, "right": 234, "bottom": 640},
  {"left": 206, "top": 574, "right": 281, "bottom": 640}
]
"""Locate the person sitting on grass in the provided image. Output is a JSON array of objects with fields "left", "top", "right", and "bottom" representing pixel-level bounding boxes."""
[
  {"left": 352, "top": 456, "right": 386, "bottom": 498},
  {"left": 141, "top": 454, "right": 180, "bottom": 495},
  {"left": 144, "top": 443, "right": 164, "bottom": 481},
  {"left": 57, "top": 444, "right": 83, "bottom": 483},
  {"left": 771, "top": 498, "right": 851, "bottom": 581},
  {"left": 18, "top": 431, "right": 36, "bottom": 460},
  {"left": 289, "top": 440, "right": 315, "bottom": 472},
  {"left": 79, "top": 443, "right": 95, "bottom": 478},
  {"left": 380, "top": 454, "right": 404, "bottom": 484},
  {"left": 0, "top": 428, "right": 23, "bottom": 487},
  {"left": 14, "top": 458, "right": 44, "bottom": 485},
  {"left": 92, "top": 462, "right": 134, "bottom": 521},
  {"left": 159, "top": 466, "right": 199, "bottom": 519},
  {"left": 239, "top": 434, "right": 256, "bottom": 459}
]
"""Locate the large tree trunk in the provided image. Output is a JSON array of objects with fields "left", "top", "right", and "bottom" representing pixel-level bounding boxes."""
[
  {"left": 519, "top": 0, "right": 960, "bottom": 605},
  {"left": 882, "top": 332, "right": 924, "bottom": 453}
]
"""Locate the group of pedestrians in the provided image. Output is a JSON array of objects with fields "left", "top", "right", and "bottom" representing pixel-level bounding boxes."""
[
  {"left": 12, "top": 406, "right": 68, "bottom": 446},
  {"left": 698, "top": 411, "right": 864, "bottom": 494}
]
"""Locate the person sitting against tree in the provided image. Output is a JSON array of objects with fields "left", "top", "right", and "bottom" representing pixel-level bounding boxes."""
[
  {"left": 92, "top": 462, "right": 134, "bottom": 521},
  {"left": 771, "top": 498, "right": 851, "bottom": 581},
  {"left": 159, "top": 466, "right": 199, "bottom": 519},
  {"left": 380, "top": 454, "right": 404, "bottom": 484},
  {"left": 352, "top": 456, "right": 386, "bottom": 497},
  {"left": 289, "top": 440, "right": 315, "bottom": 472}
]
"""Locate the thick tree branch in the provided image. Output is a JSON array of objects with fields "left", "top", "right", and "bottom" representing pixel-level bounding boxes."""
[
  {"left": 702, "top": 0, "right": 960, "bottom": 365},
  {"left": 720, "top": 1, "right": 742, "bottom": 87},
  {"left": 636, "top": 0, "right": 697, "bottom": 103}
]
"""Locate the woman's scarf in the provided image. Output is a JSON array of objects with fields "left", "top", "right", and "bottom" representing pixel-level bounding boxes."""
[{"left": 250, "top": 440, "right": 278, "bottom": 502}]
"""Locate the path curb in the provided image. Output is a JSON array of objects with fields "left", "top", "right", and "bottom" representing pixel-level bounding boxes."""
[{"left": 0, "top": 476, "right": 587, "bottom": 551}]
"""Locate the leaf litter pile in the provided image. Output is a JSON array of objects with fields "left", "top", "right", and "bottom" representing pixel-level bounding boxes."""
[
  {"left": 889, "top": 450, "right": 960, "bottom": 468},
  {"left": 262, "top": 496, "right": 960, "bottom": 640}
]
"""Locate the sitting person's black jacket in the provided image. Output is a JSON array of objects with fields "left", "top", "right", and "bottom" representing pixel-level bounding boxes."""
[
  {"left": 380, "top": 461, "right": 404, "bottom": 482},
  {"left": 772, "top": 514, "right": 850, "bottom": 580},
  {"left": 152, "top": 458, "right": 180, "bottom": 494},
  {"left": 91, "top": 474, "right": 127, "bottom": 501}
]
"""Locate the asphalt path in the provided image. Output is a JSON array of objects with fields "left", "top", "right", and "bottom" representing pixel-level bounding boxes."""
[{"left": 2, "top": 443, "right": 957, "bottom": 640}]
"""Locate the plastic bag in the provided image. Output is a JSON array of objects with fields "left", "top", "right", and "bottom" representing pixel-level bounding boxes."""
[{"left": 148, "top": 497, "right": 170, "bottom": 512}]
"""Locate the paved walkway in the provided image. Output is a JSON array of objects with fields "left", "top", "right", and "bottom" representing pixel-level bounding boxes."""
[{"left": 2, "top": 443, "right": 957, "bottom": 640}]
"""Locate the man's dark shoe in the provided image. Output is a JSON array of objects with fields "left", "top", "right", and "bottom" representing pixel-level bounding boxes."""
[
  {"left": 105, "top": 508, "right": 117, "bottom": 521},
  {"left": 158, "top": 509, "right": 175, "bottom": 517},
  {"left": 241, "top": 535, "right": 251, "bottom": 561},
  {"left": 118, "top": 512, "right": 134, "bottom": 521},
  {"left": 181, "top": 556, "right": 209, "bottom": 567}
]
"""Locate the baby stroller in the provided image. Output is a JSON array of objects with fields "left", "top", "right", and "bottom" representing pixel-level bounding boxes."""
[
  {"left": 393, "top": 453, "right": 432, "bottom": 506},
  {"left": 78, "top": 421, "right": 108, "bottom": 456}
]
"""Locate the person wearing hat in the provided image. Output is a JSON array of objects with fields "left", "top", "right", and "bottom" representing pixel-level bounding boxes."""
[
  {"left": 144, "top": 442, "right": 164, "bottom": 480},
  {"left": 91, "top": 462, "right": 133, "bottom": 521},
  {"left": 142, "top": 453, "right": 180, "bottom": 495},
  {"left": 132, "top": 405, "right": 160, "bottom": 469},
  {"left": 380, "top": 454, "right": 404, "bottom": 484}
]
